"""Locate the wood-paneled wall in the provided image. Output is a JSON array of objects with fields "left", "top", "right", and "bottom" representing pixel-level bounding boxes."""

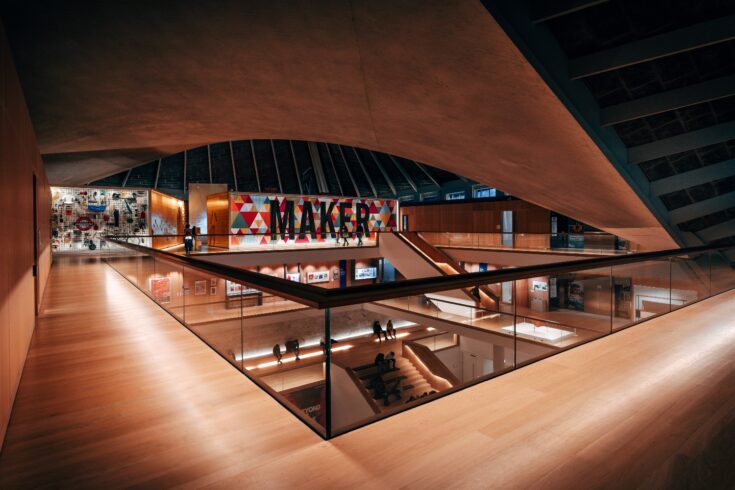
[
  {"left": 150, "top": 190, "right": 185, "bottom": 249},
  {"left": 207, "top": 192, "right": 230, "bottom": 248},
  {"left": 0, "top": 20, "right": 52, "bottom": 450},
  {"left": 401, "top": 200, "right": 551, "bottom": 234}
]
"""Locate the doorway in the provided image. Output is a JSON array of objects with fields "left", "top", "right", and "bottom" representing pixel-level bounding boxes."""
[
  {"left": 32, "top": 173, "right": 39, "bottom": 314},
  {"left": 461, "top": 351, "right": 493, "bottom": 382},
  {"left": 501, "top": 210, "right": 513, "bottom": 246}
]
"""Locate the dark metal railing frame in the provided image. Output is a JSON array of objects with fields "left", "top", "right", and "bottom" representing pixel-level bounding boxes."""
[{"left": 105, "top": 236, "right": 731, "bottom": 309}]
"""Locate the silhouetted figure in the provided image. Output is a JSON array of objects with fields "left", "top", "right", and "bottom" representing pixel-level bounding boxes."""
[
  {"left": 385, "top": 351, "right": 396, "bottom": 370},
  {"left": 372, "top": 320, "right": 387, "bottom": 342},
  {"left": 184, "top": 223, "right": 194, "bottom": 254},
  {"left": 370, "top": 375, "right": 402, "bottom": 406},
  {"left": 356, "top": 224, "right": 364, "bottom": 246},
  {"left": 321, "top": 338, "right": 339, "bottom": 355},
  {"left": 273, "top": 344, "right": 283, "bottom": 365},
  {"left": 374, "top": 352, "right": 387, "bottom": 372},
  {"left": 340, "top": 225, "right": 350, "bottom": 246},
  {"left": 285, "top": 338, "right": 300, "bottom": 360},
  {"left": 386, "top": 319, "right": 396, "bottom": 340}
]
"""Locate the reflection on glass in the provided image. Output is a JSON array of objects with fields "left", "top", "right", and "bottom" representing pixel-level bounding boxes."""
[
  {"left": 102, "top": 241, "right": 734, "bottom": 439},
  {"left": 612, "top": 259, "right": 671, "bottom": 330}
]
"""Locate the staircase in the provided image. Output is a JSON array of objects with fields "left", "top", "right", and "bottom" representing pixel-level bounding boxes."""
[
  {"left": 351, "top": 355, "right": 434, "bottom": 411},
  {"left": 395, "top": 357, "right": 433, "bottom": 401},
  {"left": 397, "top": 231, "right": 500, "bottom": 309}
]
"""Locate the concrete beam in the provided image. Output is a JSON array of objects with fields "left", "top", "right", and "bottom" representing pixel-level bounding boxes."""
[
  {"left": 669, "top": 191, "right": 735, "bottom": 224},
  {"left": 697, "top": 218, "right": 735, "bottom": 242},
  {"left": 570, "top": 15, "right": 735, "bottom": 79},
  {"left": 651, "top": 159, "right": 735, "bottom": 196},
  {"left": 601, "top": 75, "right": 735, "bottom": 127},
  {"left": 530, "top": 0, "right": 608, "bottom": 23},
  {"left": 629, "top": 122, "right": 735, "bottom": 165}
]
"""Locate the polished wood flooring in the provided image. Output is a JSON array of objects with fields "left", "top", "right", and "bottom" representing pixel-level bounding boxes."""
[{"left": 1, "top": 257, "right": 734, "bottom": 488}]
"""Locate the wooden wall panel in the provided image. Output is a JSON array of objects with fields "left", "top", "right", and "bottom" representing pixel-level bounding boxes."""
[
  {"left": 0, "top": 21, "right": 51, "bottom": 450},
  {"left": 150, "top": 190, "right": 185, "bottom": 249},
  {"left": 401, "top": 200, "right": 551, "bottom": 234},
  {"left": 206, "top": 192, "right": 230, "bottom": 249}
]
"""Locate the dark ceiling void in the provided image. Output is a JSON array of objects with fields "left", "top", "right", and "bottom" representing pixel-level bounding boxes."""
[
  {"left": 89, "top": 139, "right": 476, "bottom": 202},
  {"left": 484, "top": 0, "right": 735, "bottom": 249}
]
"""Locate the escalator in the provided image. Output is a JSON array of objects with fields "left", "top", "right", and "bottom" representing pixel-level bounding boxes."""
[
  {"left": 378, "top": 232, "right": 498, "bottom": 310},
  {"left": 397, "top": 232, "right": 499, "bottom": 310}
]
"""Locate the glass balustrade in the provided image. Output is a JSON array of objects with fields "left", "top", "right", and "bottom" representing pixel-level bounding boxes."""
[{"left": 104, "top": 239, "right": 735, "bottom": 438}]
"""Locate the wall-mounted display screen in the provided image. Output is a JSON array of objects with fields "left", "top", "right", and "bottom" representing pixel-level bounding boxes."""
[
  {"left": 306, "top": 271, "right": 330, "bottom": 284},
  {"left": 354, "top": 267, "right": 377, "bottom": 280}
]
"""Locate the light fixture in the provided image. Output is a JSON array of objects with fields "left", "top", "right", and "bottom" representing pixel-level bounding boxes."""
[{"left": 245, "top": 344, "right": 353, "bottom": 370}]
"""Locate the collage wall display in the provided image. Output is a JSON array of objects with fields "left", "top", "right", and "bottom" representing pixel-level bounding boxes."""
[{"left": 51, "top": 187, "right": 151, "bottom": 251}]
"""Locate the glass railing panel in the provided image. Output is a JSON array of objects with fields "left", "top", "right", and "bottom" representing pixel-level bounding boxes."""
[
  {"left": 513, "top": 316, "right": 572, "bottom": 366},
  {"left": 514, "top": 233, "right": 550, "bottom": 251},
  {"left": 515, "top": 267, "right": 612, "bottom": 342},
  {"left": 240, "top": 294, "right": 327, "bottom": 437},
  {"left": 413, "top": 332, "right": 457, "bottom": 351},
  {"left": 670, "top": 252, "right": 710, "bottom": 311},
  {"left": 104, "top": 253, "right": 137, "bottom": 286},
  {"left": 150, "top": 257, "right": 185, "bottom": 321},
  {"left": 136, "top": 253, "right": 155, "bottom": 297},
  {"left": 182, "top": 266, "right": 243, "bottom": 371},
  {"left": 476, "top": 233, "right": 502, "bottom": 249},
  {"left": 611, "top": 259, "right": 672, "bottom": 331},
  {"left": 709, "top": 249, "right": 735, "bottom": 295}
]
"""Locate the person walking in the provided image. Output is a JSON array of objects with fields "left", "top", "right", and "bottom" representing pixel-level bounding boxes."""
[
  {"left": 356, "top": 224, "right": 364, "bottom": 246},
  {"left": 386, "top": 319, "right": 396, "bottom": 340},
  {"left": 273, "top": 344, "right": 283, "bottom": 365}
]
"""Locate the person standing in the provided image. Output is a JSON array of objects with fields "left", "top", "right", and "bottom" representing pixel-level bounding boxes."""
[
  {"left": 386, "top": 319, "right": 396, "bottom": 340},
  {"left": 184, "top": 223, "right": 194, "bottom": 254},
  {"left": 356, "top": 224, "right": 364, "bottom": 247}
]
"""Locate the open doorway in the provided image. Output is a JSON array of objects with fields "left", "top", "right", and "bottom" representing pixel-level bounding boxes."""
[{"left": 32, "top": 173, "right": 39, "bottom": 314}]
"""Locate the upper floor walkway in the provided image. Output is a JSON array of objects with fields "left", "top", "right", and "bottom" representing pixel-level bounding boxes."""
[{"left": 1, "top": 256, "right": 733, "bottom": 487}]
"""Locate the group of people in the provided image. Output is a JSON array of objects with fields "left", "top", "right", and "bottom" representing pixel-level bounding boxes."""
[
  {"left": 369, "top": 351, "right": 401, "bottom": 406},
  {"left": 272, "top": 338, "right": 301, "bottom": 365},
  {"left": 372, "top": 319, "right": 397, "bottom": 342},
  {"left": 374, "top": 351, "right": 396, "bottom": 372},
  {"left": 337, "top": 224, "right": 367, "bottom": 247}
]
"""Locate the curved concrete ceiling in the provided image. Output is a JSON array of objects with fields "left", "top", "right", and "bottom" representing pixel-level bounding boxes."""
[{"left": 1, "top": 0, "right": 677, "bottom": 249}]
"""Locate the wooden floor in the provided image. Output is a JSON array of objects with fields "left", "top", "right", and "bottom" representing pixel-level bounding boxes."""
[{"left": 1, "top": 257, "right": 734, "bottom": 488}]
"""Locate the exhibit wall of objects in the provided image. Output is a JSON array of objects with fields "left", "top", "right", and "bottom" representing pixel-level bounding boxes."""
[{"left": 51, "top": 187, "right": 184, "bottom": 251}]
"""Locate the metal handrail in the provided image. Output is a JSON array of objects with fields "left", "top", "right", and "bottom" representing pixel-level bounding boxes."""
[{"left": 105, "top": 236, "right": 732, "bottom": 309}]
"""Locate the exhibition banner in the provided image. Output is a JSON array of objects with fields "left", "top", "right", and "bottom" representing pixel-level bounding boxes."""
[{"left": 228, "top": 193, "right": 398, "bottom": 244}]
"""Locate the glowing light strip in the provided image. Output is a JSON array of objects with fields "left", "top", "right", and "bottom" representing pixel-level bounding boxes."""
[
  {"left": 236, "top": 320, "right": 417, "bottom": 361},
  {"left": 245, "top": 344, "right": 354, "bottom": 370},
  {"left": 373, "top": 331, "right": 410, "bottom": 342}
]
